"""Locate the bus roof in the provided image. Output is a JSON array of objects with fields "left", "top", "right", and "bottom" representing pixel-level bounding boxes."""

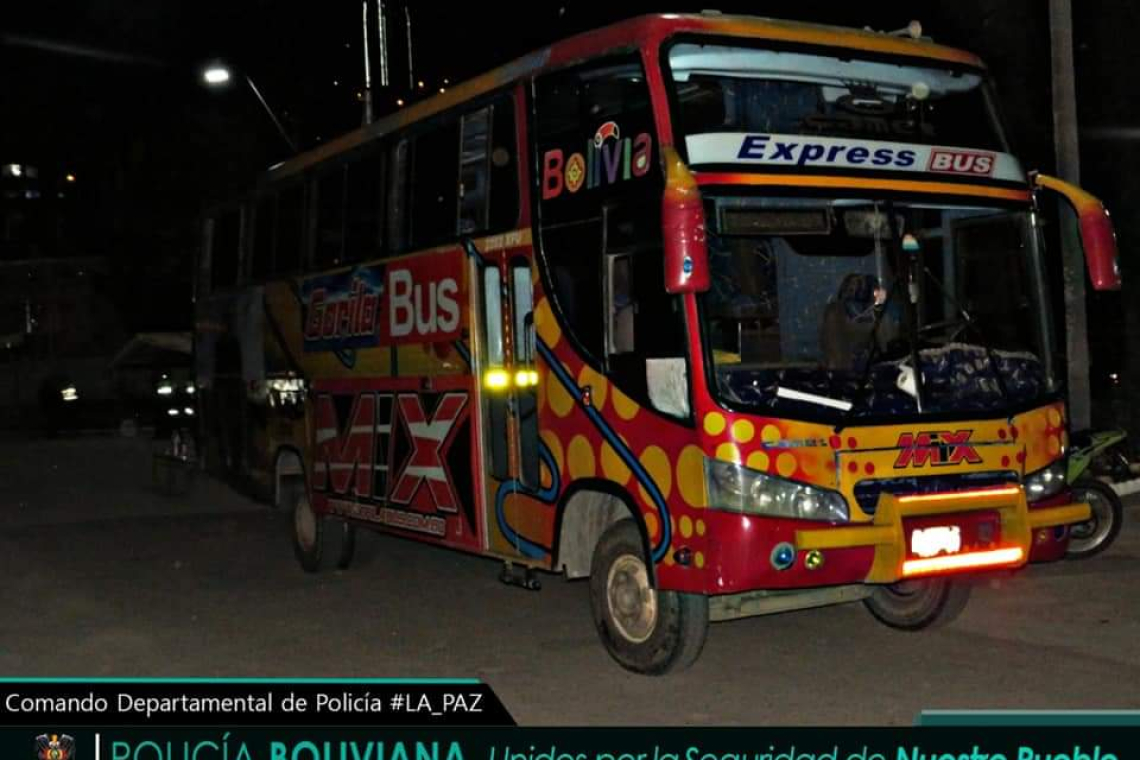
[{"left": 263, "top": 13, "right": 986, "bottom": 183}]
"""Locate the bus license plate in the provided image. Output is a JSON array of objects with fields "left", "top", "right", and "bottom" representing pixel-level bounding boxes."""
[
  {"left": 910, "top": 526, "right": 961, "bottom": 558},
  {"left": 905, "top": 511, "right": 1001, "bottom": 559}
]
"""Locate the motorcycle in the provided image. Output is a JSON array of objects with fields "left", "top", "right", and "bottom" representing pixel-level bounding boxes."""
[{"left": 1065, "top": 429, "right": 1129, "bottom": 559}]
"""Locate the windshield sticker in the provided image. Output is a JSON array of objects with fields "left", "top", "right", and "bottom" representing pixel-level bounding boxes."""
[
  {"left": 542, "top": 121, "right": 653, "bottom": 200},
  {"left": 685, "top": 133, "right": 1024, "bottom": 183}
]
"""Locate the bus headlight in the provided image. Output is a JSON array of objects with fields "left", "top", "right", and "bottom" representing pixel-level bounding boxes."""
[
  {"left": 705, "top": 457, "right": 849, "bottom": 522},
  {"left": 1024, "top": 460, "right": 1066, "bottom": 502}
]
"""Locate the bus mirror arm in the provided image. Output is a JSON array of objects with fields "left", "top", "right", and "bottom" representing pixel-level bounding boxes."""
[{"left": 1032, "top": 172, "right": 1122, "bottom": 291}]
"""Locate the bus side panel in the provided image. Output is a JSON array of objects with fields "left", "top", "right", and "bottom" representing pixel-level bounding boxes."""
[
  {"left": 279, "top": 246, "right": 484, "bottom": 553},
  {"left": 481, "top": 263, "right": 718, "bottom": 591}
]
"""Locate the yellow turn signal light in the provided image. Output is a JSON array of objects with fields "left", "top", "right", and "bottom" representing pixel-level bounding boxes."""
[
  {"left": 514, "top": 369, "right": 540, "bottom": 388},
  {"left": 485, "top": 368, "right": 539, "bottom": 390},
  {"left": 484, "top": 369, "right": 510, "bottom": 390}
]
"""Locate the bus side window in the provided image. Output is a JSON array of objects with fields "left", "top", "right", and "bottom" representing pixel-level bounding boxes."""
[
  {"left": 411, "top": 119, "right": 460, "bottom": 249},
  {"left": 606, "top": 249, "right": 689, "bottom": 418},
  {"left": 459, "top": 107, "right": 491, "bottom": 235},
  {"left": 490, "top": 97, "right": 519, "bottom": 231},
  {"left": 250, "top": 194, "right": 276, "bottom": 280},
  {"left": 343, "top": 148, "right": 385, "bottom": 263},
  {"left": 314, "top": 165, "right": 347, "bottom": 270},
  {"left": 533, "top": 55, "right": 660, "bottom": 366},
  {"left": 535, "top": 56, "right": 686, "bottom": 417},
  {"left": 211, "top": 208, "right": 241, "bottom": 291},
  {"left": 275, "top": 184, "right": 304, "bottom": 276},
  {"left": 386, "top": 139, "right": 409, "bottom": 253}
]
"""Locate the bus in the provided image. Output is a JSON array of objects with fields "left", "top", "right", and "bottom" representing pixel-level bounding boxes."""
[{"left": 195, "top": 13, "right": 1121, "bottom": 674}]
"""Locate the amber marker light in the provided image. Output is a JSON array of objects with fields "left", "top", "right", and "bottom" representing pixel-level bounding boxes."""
[
  {"left": 484, "top": 369, "right": 510, "bottom": 390},
  {"left": 514, "top": 369, "right": 539, "bottom": 388},
  {"left": 896, "top": 485, "right": 1022, "bottom": 504},
  {"left": 901, "top": 547, "right": 1024, "bottom": 578}
]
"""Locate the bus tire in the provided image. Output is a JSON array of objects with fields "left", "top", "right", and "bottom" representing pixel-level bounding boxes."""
[
  {"left": 1066, "top": 478, "right": 1123, "bottom": 559},
  {"left": 589, "top": 519, "right": 708, "bottom": 675},
  {"left": 863, "top": 578, "right": 971, "bottom": 631},
  {"left": 291, "top": 488, "right": 352, "bottom": 573}
]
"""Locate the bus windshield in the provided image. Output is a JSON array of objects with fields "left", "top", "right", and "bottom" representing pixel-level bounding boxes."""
[
  {"left": 667, "top": 42, "right": 1005, "bottom": 152},
  {"left": 700, "top": 196, "right": 1056, "bottom": 421}
]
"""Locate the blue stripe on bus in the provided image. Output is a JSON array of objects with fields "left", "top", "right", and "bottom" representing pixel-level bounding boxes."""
[
  {"left": 536, "top": 340, "right": 672, "bottom": 563},
  {"left": 493, "top": 428, "right": 561, "bottom": 560}
]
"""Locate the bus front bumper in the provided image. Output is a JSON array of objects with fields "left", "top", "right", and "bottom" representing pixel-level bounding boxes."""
[{"left": 794, "top": 487, "right": 1090, "bottom": 584}]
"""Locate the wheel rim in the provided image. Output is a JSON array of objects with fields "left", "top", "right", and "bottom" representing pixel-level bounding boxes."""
[
  {"left": 606, "top": 553, "right": 658, "bottom": 644},
  {"left": 294, "top": 493, "right": 318, "bottom": 551},
  {"left": 1070, "top": 487, "right": 1113, "bottom": 551}
]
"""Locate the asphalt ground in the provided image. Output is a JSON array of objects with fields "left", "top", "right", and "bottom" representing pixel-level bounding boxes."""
[{"left": 2, "top": 436, "right": 1138, "bottom": 725}]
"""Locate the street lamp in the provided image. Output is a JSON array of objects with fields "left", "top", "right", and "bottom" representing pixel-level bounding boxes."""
[{"left": 201, "top": 63, "right": 297, "bottom": 154}]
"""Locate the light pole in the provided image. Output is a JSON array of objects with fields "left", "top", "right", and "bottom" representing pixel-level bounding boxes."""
[{"left": 202, "top": 64, "right": 298, "bottom": 154}]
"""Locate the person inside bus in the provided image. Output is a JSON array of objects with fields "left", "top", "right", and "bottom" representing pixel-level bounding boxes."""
[{"left": 820, "top": 273, "right": 897, "bottom": 372}]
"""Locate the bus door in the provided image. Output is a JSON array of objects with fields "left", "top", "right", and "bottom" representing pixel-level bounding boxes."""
[{"left": 478, "top": 251, "right": 543, "bottom": 559}]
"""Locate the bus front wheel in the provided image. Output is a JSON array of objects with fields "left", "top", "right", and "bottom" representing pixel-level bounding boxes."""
[
  {"left": 863, "top": 578, "right": 971, "bottom": 630},
  {"left": 589, "top": 520, "right": 708, "bottom": 675},
  {"left": 291, "top": 489, "right": 356, "bottom": 573}
]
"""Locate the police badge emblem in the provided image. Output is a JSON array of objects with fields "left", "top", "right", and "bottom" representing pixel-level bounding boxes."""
[{"left": 36, "top": 734, "right": 75, "bottom": 760}]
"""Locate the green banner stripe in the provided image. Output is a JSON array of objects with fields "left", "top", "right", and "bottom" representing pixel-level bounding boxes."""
[{"left": 919, "top": 710, "right": 1140, "bottom": 726}]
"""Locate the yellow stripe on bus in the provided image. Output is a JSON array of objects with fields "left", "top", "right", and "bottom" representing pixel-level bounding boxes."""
[{"left": 694, "top": 173, "right": 1031, "bottom": 203}]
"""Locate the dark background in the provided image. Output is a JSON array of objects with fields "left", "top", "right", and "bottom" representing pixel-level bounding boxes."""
[{"left": 1, "top": 1, "right": 1136, "bottom": 425}]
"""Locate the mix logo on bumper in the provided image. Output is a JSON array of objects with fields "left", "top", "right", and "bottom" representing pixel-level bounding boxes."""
[{"left": 685, "top": 132, "right": 1024, "bottom": 182}]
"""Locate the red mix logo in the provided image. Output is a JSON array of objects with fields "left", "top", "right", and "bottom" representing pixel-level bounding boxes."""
[
  {"left": 894, "top": 430, "right": 984, "bottom": 468},
  {"left": 312, "top": 391, "right": 467, "bottom": 513}
]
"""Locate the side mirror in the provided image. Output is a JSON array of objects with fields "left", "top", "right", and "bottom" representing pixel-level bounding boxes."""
[
  {"left": 1033, "top": 173, "right": 1122, "bottom": 291},
  {"left": 661, "top": 146, "right": 710, "bottom": 294}
]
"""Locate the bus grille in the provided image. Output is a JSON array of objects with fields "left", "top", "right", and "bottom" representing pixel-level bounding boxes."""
[{"left": 853, "top": 471, "right": 1019, "bottom": 516}]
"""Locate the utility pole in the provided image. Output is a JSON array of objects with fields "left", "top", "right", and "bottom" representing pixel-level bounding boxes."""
[
  {"left": 377, "top": 0, "right": 390, "bottom": 89},
  {"left": 405, "top": 5, "right": 414, "bottom": 92},
  {"left": 1049, "top": 0, "right": 1091, "bottom": 432},
  {"left": 361, "top": 0, "right": 373, "bottom": 125}
]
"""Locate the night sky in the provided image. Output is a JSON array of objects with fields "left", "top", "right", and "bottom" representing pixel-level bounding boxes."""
[{"left": 2, "top": 1, "right": 1137, "bottom": 384}]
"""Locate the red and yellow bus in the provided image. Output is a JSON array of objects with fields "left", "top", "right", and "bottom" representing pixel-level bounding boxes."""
[{"left": 196, "top": 13, "right": 1121, "bottom": 674}]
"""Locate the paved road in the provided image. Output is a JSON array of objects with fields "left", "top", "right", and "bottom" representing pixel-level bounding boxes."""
[{"left": 2, "top": 436, "right": 1138, "bottom": 725}]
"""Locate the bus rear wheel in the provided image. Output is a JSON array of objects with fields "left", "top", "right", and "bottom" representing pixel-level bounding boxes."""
[
  {"left": 589, "top": 520, "right": 708, "bottom": 675},
  {"left": 291, "top": 489, "right": 356, "bottom": 572},
  {"left": 864, "top": 578, "right": 971, "bottom": 630}
]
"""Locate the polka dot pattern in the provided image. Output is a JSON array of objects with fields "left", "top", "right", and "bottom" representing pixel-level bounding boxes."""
[{"left": 567, "top": 435, "right": 596, "bottom": 480}]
